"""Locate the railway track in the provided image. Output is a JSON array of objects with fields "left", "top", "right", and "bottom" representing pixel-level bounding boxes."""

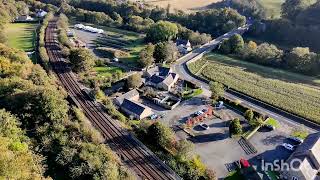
[{"left": 45, "top": 19, "right": 178, "bottom": 180}]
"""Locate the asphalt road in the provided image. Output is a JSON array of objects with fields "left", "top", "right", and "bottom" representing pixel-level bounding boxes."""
[{"left": 172, "top": 25, "right": 320, "bottom": 133}]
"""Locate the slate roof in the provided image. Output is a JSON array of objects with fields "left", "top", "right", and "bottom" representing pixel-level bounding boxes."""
[
  {"left": 162, "top": 73, "right": 177, "bottom": 86},
  {"left": 158, "top": 67, "right": 171, "bottom": 77},
  {"left": 150, "top": 75, "right": 165, "bottom": 84},
  {"left": 115, "top": 89, "right": 139, "bottom": 105},
  {"left": 121, "top": 98, "right": 149, "bottom": 116},
  {"left": 146, "top": 66, "right": 171, "bottom": 77}
]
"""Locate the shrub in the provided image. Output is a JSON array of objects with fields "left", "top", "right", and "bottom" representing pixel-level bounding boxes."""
[
  {"left": 229, "top": 118, "right": 243, "bottom": 135},
  {"left": 95, "top": 47, "right": 130, "bottom": 59}
]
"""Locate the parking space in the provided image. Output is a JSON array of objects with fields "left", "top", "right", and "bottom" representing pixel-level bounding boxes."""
[{"left": 163, "top": 96, "right": 311, "bottom": 179}]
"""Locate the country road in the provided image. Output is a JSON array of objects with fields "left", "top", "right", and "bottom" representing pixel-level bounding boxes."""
[{"left": 173, "top": 25, "right": 320, "bottom": 133}]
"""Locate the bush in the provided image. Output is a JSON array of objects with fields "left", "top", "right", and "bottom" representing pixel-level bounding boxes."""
[
  {"left": 244, "top": 109, "right": 254, "bottom": 121},
  {"left": 229, "top": 118, "right": 243, "bottom": 135}
]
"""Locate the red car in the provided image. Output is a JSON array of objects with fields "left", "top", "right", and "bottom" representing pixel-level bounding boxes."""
[{"left": 240, "top": 158, "right": 251, "bottom": 168}]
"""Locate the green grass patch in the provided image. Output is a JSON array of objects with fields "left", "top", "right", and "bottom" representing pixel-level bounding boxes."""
[
  {"left": 94, "top": 66, "right": 123, "bottom": 78},
  {"left": 120, "top": 38, "right": 146, "bottom": 66},
  {"left": 5, "top": 23, "right": 38, "bottom": 51},
  {"left": 225, "top": 170, "right": 245, "bottom": 180},
  {"left": 182, "top": 88, "right": 203, "bottom": 99},
  {"left": 188, "top": 53, "right": 320, "bottom": 123},
  {"left": 291, "top": 129, "right": 309, "bottom": 140},
  {"left": 265, "top": 118, "right": 279, "bottom": 128}
]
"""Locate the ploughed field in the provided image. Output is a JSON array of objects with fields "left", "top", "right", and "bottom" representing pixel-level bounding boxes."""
[{"left": 188, "top": 53, "right": 320, "bottom": 123}]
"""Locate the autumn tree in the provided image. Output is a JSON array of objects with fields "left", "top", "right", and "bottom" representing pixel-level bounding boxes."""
[
  {"left": 209, "top": 81, "right": 225, "bottom": 101},
  {"left": 147, "top": 122, "right": 175, "bottom": 149},
  {"left": 138, "top": 43, "right": 155, "bottom": 68},
  {"left": 127, "top": 73, "right": 142, "bottom": 89},
  {"left": 153, "top": 41, "right": 179, "bottom": 64},
  {"left": 69, "top": 48, "right": 95, "bottom": 73}
]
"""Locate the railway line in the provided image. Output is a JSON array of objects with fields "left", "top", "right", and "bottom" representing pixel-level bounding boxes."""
[{"left": 45, "top": 19, "right": 178, "bottom": 180}]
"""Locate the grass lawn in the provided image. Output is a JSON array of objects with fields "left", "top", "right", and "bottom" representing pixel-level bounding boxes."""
[
  {"left": 265, "top": 118, "right": 279, "bottom": 128},
  {"left": 183, "top": 88, "right": 203, "bottom": 99},
  {"left": 256, "top": 0, "right": 285, "bottom": 19},
  {"left": 94, "top": 66, "right": 123, "bottom": 78},
  {"left": 5, "top": 23, "right": 38, "bottom": 52},
  {"left": 120, "top": 38, "right": 146, "bottom": 66},
  {"left": 188, "top": 53, "right": 320, "bottom": 123},
  {"left": 291, "top": 129, "right": 309, "bottom": 140}
]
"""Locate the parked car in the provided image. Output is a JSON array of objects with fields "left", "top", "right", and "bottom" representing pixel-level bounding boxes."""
[
  {"left": 195, "top": 111, "right": 204, "bottom": 116},
  {"left": 288, "top": 136, "right": 304, "bottom": 144},
  {"left": 199, "top": 123, "right": 209, "bottom": 130},
  {"left": 150, "top": 114, "right": 158, "bottom": 120},
  {"left": 264, "top": 124, "right": 275, "bottom": 131},
  {"left": 282, "top": 143, "right": 295, "bottom": 151}
]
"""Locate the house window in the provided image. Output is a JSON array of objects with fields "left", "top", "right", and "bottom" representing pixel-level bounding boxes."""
[{"left": 292, "top": 177, "right": 298, "bottom": 180}]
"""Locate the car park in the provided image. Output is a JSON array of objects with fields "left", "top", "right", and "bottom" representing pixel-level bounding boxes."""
[
  {"left": 199, "top": 123, "right": 209, "bottom": 130},
  {"left": 281, "top": 143, "right": 295, "bottom": 151},
  {"left": 288, "top": 136, "right": 304, "bottom": 144}
]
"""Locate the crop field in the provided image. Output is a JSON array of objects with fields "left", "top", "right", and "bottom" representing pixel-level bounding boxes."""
[
  {"left": 188, "top": 53, "right": 320, "bottom": 123},
  {"left": 5, "top": 23, "right": 38, "bottom": 51},
  {"left": 142, "top": 0, "right": 222, "bottom": 12}
]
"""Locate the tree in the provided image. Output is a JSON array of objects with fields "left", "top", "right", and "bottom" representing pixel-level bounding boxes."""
[
  {"left": 254, "top": 43, "right": 283, "bottom": 65},
  {"left": 146, "top": 21, "right": 178, "bottom": 43},
  {"left": 229, "top": 118, "right": 243, "bottom": 135},
  {"left": 283, "top": 47, "right": 317, "bottom": 73},
  {"left": 249, "top": 117, "right": 264, "bottom": 128},
  {"left": 0, "top": 110, "right": 45, "bottom": 179},
  {"left": 281, "top": 0, "right": 314, "bottom": 20},
  {"left": 147, "top": 122, "right": 175, "bottom": 149},
  {"left": 189, "top": 31, "right": 212, "bottom": 46},
  {"left": 127, "top": 73, "right": 142, "bottom": 89},
  {"left": 219, "top": 40, "right": 231, "bottom": 54},
  {"left": 69, "top": 48, "right": 95, "bottom": 73},
  {"left": 228, "top": 34, "right": 244, "bottom": 53},
  {"left": 219, "top": 34, "right": 244, "bottom": 54},
  {"left": 244, "top": 109, "right": 254, "bottom": 121},
  {"left": 209, "top": 81, "right": 225, "bottom": 101},
  {"left": 153, "top": 41, "right": 179, "bottom": 64},
  {"left": 175, "top": 139, "right": 194, "bottom": 161},
  {"left": 138, "top": 43, "right": 155, "bottom": 68}
]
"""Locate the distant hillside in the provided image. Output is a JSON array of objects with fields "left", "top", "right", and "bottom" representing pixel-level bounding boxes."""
[{"left": 141, "top": 0, "right": 222, "bottom": 12}]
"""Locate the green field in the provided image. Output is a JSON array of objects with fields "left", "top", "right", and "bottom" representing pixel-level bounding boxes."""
[
  {"left": 257, "top": 0, "right": 285, "bottom": 18},
  {"left": 5, "top": 23, "right": 38, "bottom": 51},
  {"left": 94, "top": 66, "right": 123, "bottom": 78},
  {"left": 188, "top": 53, "right": 320, "bottom": 123}
]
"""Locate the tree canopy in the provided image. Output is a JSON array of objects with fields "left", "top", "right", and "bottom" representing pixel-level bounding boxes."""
[
  {"left": 146, "top": 21, "right": 179, "bottom": 43},
  {"left": 153, "top": 41, "right": 179, "bottom": 64},
  {"left": 69, "top": 48, "right": 95, "bottom": 73}
]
